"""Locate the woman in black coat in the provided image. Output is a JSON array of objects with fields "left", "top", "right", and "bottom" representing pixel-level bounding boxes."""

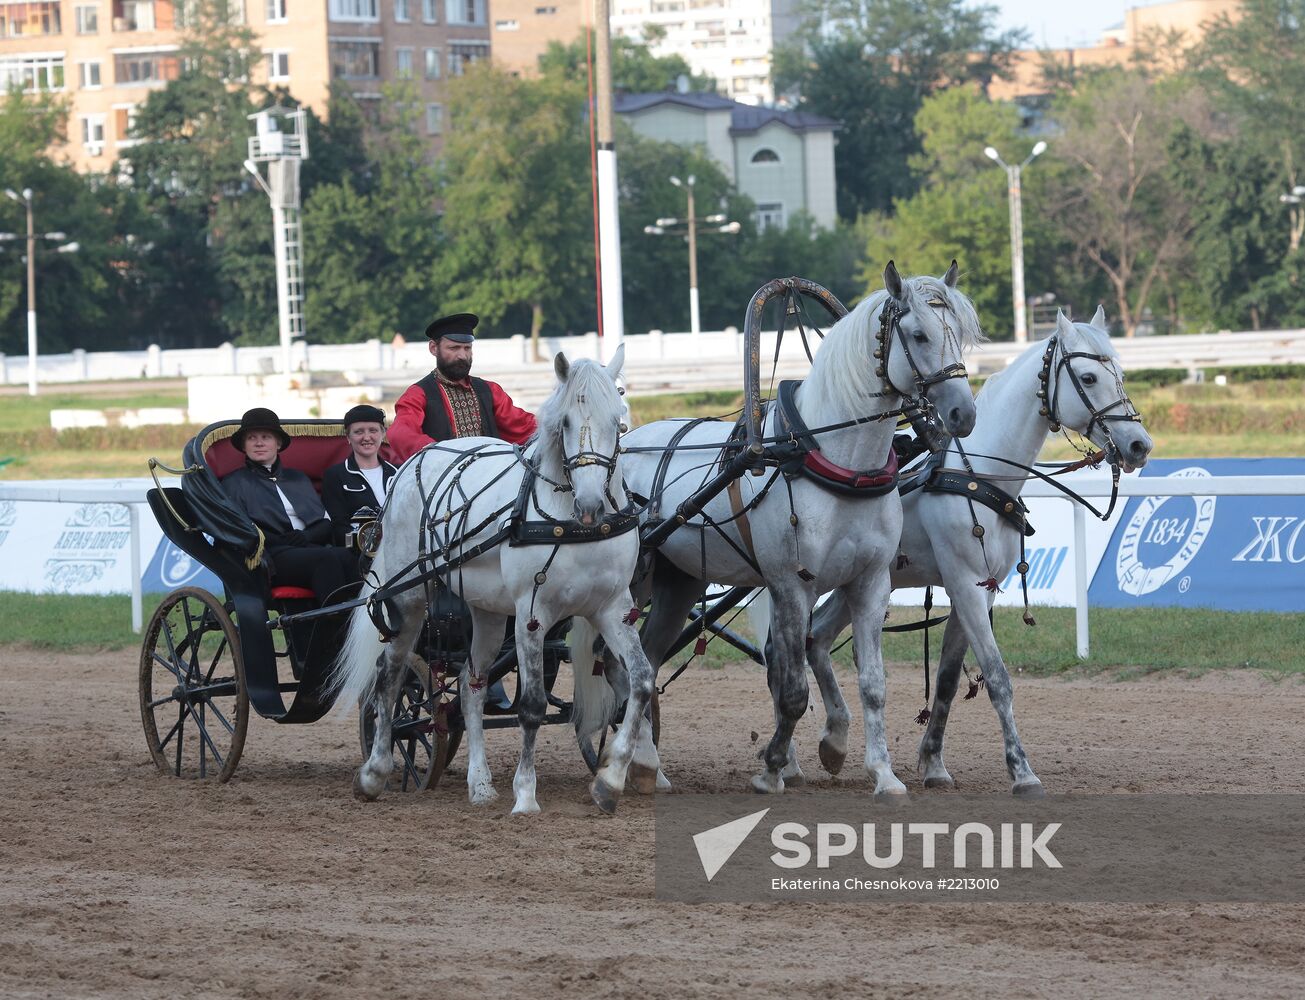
[
  {"left": 221, "top": 408, "right": 359, "bottom": 602},
  {"left": 321, "top": 404, "right": 399, "bottom": 546}
]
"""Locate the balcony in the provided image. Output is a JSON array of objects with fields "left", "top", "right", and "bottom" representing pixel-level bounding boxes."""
[{"left": 112, "top": 0, "right": 156, "bottom": 31}]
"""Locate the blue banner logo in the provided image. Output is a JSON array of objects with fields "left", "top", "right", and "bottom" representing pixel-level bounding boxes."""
[{"left": 142, "top": 538, "right": 222, "bottom": 595}]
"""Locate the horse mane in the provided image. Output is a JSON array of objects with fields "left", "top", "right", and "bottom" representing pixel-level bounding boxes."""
[
  {"left": 807, "top": 274, "right": 985, "bottom": 410},
  {"left": 531, "top": 358, "right": 623, "bottom": 452}
]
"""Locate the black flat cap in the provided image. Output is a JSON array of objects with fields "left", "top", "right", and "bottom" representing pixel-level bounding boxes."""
[
  {"left": 231, "top": 407, "right": 291, "bottom": 452},
  {"left": 343, "top": 403, "right": 386, "bottom": 428},
  {"left": 424, "top": 312, "right": 478, "bottom": 343}
]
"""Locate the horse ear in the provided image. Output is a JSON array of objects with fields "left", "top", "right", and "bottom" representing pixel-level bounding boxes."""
[
  {"left": 883, "top": 261, "right": 903, "bottom": 300},
  {"left": 1091, "top": 304, "right": 1108, "bottom": 330},
  {"left": 605, "top": 343, "right": 626, "bottom": 379},
  {"left": 1055, "top": 309, "right": 1075, "bottom": 337},
  {"left": 554, "top": 352, "right": 570, "bottom": 382},
  {"left": 943, "top": 259, "right": 960, "bottom": 288}
]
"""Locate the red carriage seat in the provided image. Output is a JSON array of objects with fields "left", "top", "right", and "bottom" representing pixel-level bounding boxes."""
[
  {"left": 270, "top": 585, "right": 317, "bottom": 601},
  {"left": 199, "top": 418, "right": 400, "bottom": 495}
]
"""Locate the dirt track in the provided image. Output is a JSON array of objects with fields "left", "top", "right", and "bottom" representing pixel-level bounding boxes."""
[{"left": 3, "top": 648, "right": 1304, "bottom": 999}]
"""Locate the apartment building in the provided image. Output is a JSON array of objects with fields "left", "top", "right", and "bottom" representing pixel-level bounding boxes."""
[
  {"left": 489, "top": 0, "right": 584, "bottom": 76},
  {"left": 0, "top": 0, "right": 491, "bottom": 171},
  {"left": 610, "top": 0, "right": 798, "bottom": 106}
]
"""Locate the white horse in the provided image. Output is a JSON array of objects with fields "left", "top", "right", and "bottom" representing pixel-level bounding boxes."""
[
  {"left": 330, "top": 347, "right": 655, "bottom": 815},
  {"left": 622, "top": 263, "right": 980, "bottom": 797},
  {"left": 792, "top": 307, "right": 1154, "bottom": 794}
]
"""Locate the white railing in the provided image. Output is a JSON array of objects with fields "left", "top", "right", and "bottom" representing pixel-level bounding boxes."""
[
  {"left": 1023, "top": 474, "right": 1305, "bottom": 658},
  {"left": 3, "top": 326, "right": 1304, "bottom": 387}
]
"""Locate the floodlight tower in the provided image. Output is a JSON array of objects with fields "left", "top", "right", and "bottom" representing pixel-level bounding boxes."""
[{"left": 244, "top": 107, "right": 309, "bottom": 374}]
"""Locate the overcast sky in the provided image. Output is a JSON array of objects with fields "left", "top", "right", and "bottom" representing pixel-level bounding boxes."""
[{"left": 989, "top": 0, "right": 1130, "bottom": 49}]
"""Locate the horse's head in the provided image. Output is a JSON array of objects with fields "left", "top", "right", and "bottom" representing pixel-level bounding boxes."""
[
  {"left": 1044, "top": 308, "right": 1152, "bottom": 471},
  {"left": 542, "top": 344, "right": 627, "bottom": 526},
  {"left": 880, "top": 260, "right": 978, "bottom": 440}
]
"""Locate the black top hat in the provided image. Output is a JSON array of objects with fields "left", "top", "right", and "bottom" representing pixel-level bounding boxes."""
[
  {"left": 424, "top": 312, "right": 478, "bottom": 343},
  {"left": 231, "top": 407, "right": 292, "bottom": 452},
  {"left": 343, "top": 403, "right": 386, "bottom": 429}
]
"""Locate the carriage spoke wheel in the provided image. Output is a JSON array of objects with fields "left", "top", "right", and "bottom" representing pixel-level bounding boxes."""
[
  {"left": 140, "top": 587, "right": 248, "bottom": 782},
  {"left": 359, "top": 658, "right": 458, "bottom": 793}
]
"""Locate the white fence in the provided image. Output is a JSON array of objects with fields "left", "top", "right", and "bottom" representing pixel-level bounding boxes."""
[{"left": 4, "top": 326, "right": 1305, "bottom": 387}]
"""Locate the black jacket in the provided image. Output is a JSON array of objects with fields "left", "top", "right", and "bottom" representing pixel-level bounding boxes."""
[
  {"left": 321, "top": 456, "right": 398, "bottom": 545},
  {"left": 221, "top": 458, "right": 333, "bottom": 553}
]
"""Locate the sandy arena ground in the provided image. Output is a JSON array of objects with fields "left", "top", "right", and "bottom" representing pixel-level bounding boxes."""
[{"left": 3, "top": 647, "right": 1304, "bottom": 999}]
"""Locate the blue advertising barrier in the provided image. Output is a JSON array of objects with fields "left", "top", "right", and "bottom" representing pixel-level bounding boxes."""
[
  {"left": 1088, "top": 458, "right": 1305, "bottom": 611},
  {"left": 142, "top": 537, "right": 224, "bottom": 595}
]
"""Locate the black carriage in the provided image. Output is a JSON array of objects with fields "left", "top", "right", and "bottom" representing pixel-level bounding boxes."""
[
  {"left": 138, "top": 277, "right": 880, "bottom": 794},
  {"left": 140, "top": 418, "right": 572, "bottom": 791}
]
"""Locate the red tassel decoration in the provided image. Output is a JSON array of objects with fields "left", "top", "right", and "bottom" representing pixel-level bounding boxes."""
[
  {"left": 527, "top": 618, "right": 540, "bottom": 632},
  {"left": 694, "top": 635, "right": 708, "bottom": 656},
  {"left": 1023, "top": 610, "right": 1037, "bottom": 627},
  {"left": 915, "top": 707, "right": 931, "bottom": 726},
  {"left": 977, "top": 577, "right": 1000, "bottom": 592},
  {"left": 623, "top": 607, "right": 641, "bottom": 625},
  {"left": 964, "top": 675, "right": 986, "bottom": 700}
]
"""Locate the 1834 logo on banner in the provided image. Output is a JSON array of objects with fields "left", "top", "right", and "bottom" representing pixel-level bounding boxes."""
[
  {"left": 1115, "top": 467, "right": 1216, "bottom": 597},
  {"left": 44, "top": 504, "right": 131, "bottom": 591}
]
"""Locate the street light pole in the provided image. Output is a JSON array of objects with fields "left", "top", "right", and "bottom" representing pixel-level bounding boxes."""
[
  {"left": 671, "top": 175, "right": 700, "bottom": 336},
  {"left": 985, "top": 142, "right": 1046, "bottom": 344},
  {"left": 4, "top": 187, "right": 77, "bottom": 396}
]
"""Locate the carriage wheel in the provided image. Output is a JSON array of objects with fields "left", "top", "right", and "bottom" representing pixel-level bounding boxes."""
[
  {"left": 139, "top": 587, "right": 249, "bottom": 782},
  {"left": 358, "top": 658, "right": 457, "bottom": 792}
]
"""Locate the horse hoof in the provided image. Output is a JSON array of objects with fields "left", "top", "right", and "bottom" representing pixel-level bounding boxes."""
[
  {"left": 511, "top": 799, "right": 541, "bottom": 816},
  {"left": 1013, "top": 780, "right": 1045, "bottom": 798},
  {"left": 782, "top": 768, "right": 806, "bottom": 787},
  {"left": 923, "top": 774, "right": 955, "bottom": 790},
  {"left": 655, "top": 768, "right": 673, "bottom": 791},
  {"left": 750, "top": 773, "right": 784, "bottom": 795},
  {"left": 590, "top": 778, "right": 620, "bottom": 815},
  {"left": 469, "top": 784, "right": 499, "bottom": 805},
  {"left": 818, "top": 738, "right": 846, "bottom": 776},
  {"left": 629, "top": 763, "right": 658, "bottom": 795},
  {"left": 874, "top": 782, "right": 910, "bottom": 802},
  {"left": 353, "top": 768, "right": 382, "bottom": 802}
]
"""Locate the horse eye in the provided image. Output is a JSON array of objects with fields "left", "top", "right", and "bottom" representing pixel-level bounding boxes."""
[
  {"left": 563, "top": 416, "right": 571, "bottom": 430},
  {"left": 1081, "top": 373, "right": 1097, "bottom": 386},
  {"left": 912, "top": 331, "right": 929, "bottom": 344}
]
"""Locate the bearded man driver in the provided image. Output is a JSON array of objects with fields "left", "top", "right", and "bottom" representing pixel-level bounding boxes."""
[{"left": 387, "top": 313, "right": 537, "bottom": 461}]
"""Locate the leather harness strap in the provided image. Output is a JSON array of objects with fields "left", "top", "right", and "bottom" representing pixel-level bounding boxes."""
[
  {"left": 923, "top": 468, "right": 1035, "bottom": 536},
  {"left": 726, "top": 476, "right": 756, "bottom": 564}
]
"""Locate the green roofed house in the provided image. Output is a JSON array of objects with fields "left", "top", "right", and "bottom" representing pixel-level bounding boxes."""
[{"left": 614, "top": 92, "right": 840, "bottom": 231}]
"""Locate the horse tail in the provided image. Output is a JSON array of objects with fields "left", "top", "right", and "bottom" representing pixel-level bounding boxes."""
[
  {"left": 328, "top": 542, "right": 389, "bottom": 719},
  {"left": 568, "top": 616, "right": 619, "bottom": 742}
]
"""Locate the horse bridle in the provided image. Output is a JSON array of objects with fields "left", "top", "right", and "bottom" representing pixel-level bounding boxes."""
[
  {"left": 876, "top": 297, "right": 970, "bottom": 449},
  {"left": 1038, "top": 335, "right": 1142, "bottom": 465},
  {"left": 557, "top": 414, "right": 624, "bottom": 511}
]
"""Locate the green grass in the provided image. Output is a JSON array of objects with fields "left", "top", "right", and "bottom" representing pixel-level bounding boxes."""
[
  {"left": 0, "top": 592, "right": 164, "bottom": 651},
  {"left": 0, "top": 390, "right": 188, "bottom": 433},
  {"left": 5, "top": 592, "right": 1299, "bottom": 680}
]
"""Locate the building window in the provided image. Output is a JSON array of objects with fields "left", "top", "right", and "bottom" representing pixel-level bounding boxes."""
[
  {"left": 81, "top": 114, "right": 106, "bottom": 147},
  {"left": 394, "top": 46, "right": 413, "bottom": 77},
  {"left": 79, "top": 60, "right": 103, "bottom": 88},
  {"left": 0, "top": 54, "right": 65, "bottom": 91},
  {"left": 328, "top": 0, "right": 378, "bottom": 21},
  {"left": 394, "top": 0, "right": 408, "bottom": 20},
  {"left": 266, "top": 49, "right": 290, "bottom": 80},
  {"left": 755, "top": 202, "right": 784, "bottom": 231},
  {"left": 534, "top": 4, "right": 556, "bottom": 12},
  {"left": 111, "top": 0, "right": 157, "bottom": 30},
  {"left": 423, "top": 46, "right": 440, "bottom": 78},
  {"left": 266, "top": 0, "right": 287, "bottom": 21},
  {"left": 425, "top": 102, "right": 442, "bottom": 135},
  {"left": 445, "top": 0, "right": 483, "bottom": 25},
  {"left": 114, "top": 51, "right": 181, "bottom": 84},
  {"left": 75, "top": 4, "right": 99, "bottom": 33},
  {"left": 448, "top": 40, "right": 487, "bottom": 76},
  {"left": 750, "top": 147, "right": 779, "bottom": 163},
  {"left": 330, "top": 39, "right": 380, "bottom": 78},
  {"left": 421, "top": 0, "right": 436, "bottom": 21},
  {"left": 114, "top": 104, "right": 138, "bottom": 142},
  {"left": 494, "top": 18, "right": 517, "bottom": 29},
  {"left": 1, "top": 1, "right": 63, "bottom": 35}
]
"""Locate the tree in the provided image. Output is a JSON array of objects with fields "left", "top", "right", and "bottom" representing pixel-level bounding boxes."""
[
  {"left": 1042, "top": 70, "right": 1214, "bottom": 336},
  {"left": 775, "top": 0, "right": 1025, "bottom": 219},
  {"left": 303, "top": 84, "right": 442, "bottom": 343},
  {"left": 435, "top": 64, "right": 595, "bottom": 358},
  {"left": 538, "top": 32, "right": 716, "bottom": 93}
]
